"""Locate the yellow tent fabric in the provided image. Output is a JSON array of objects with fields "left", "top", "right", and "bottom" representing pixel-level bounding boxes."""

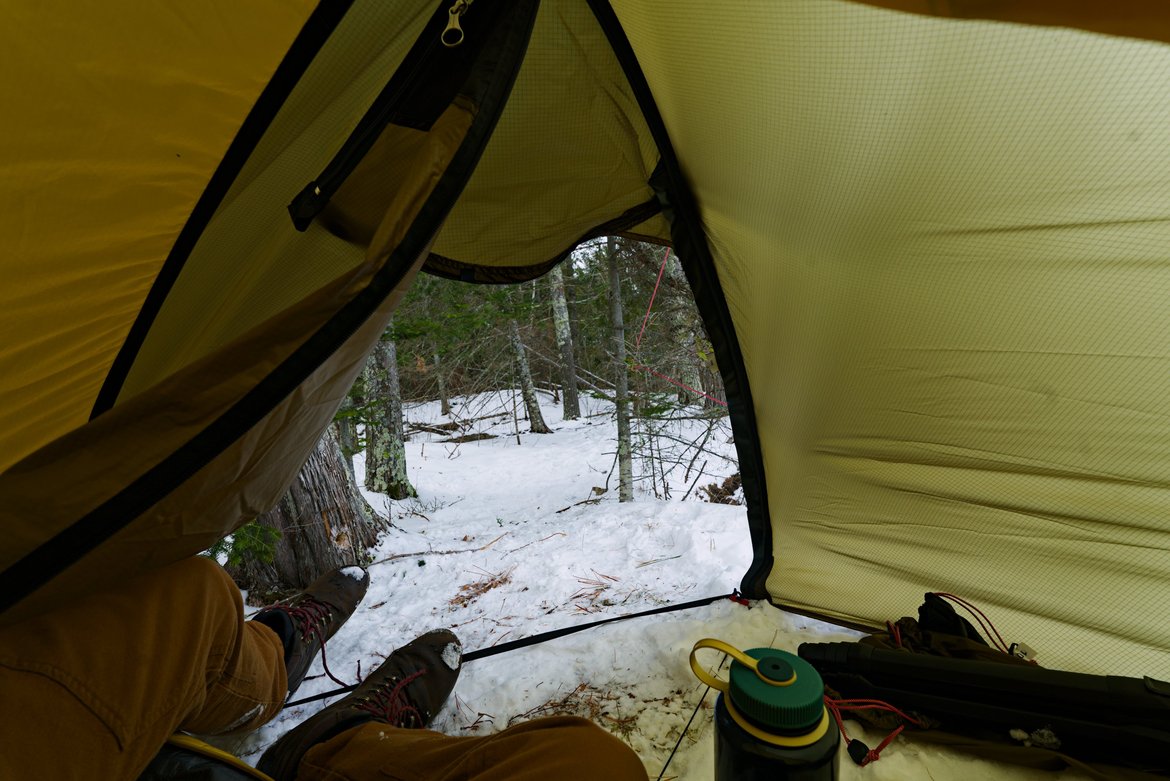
[
  {"left": 613, "top": 0, "right": 1170, "bottom": 677},
  {"left": 0, "top": 1, "right": 317, "bottom": 475},
  {"left": 2, "top": 0, "right": 1169, "bottom": 683}
]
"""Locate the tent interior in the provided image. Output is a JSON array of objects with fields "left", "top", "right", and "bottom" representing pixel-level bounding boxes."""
[{"left": 3, "top": 0, "right": 1170, "bottom": 737}]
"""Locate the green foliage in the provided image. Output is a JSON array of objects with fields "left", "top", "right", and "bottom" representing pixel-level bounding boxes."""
[
  {"left": 203, "top": 521, "right": 281, "bottom": 568},
  {"left": 637, "top": 395, "right": 677, "bottom": 419},
  {"left": 362, "top": 237, "right": 725, "bottom": 409}
]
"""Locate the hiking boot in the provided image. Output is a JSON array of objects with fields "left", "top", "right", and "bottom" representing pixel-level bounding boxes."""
[
  {"left": 251, "top": 565, "right": 370, "bottom": 697},
  {"left": 257, "top": 630, "right": 462, "bottom": 781}
]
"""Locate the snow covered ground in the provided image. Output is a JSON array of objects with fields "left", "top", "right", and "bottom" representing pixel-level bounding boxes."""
[{"left": 228, "top": 392, "right": 1093, "bottom": 780}]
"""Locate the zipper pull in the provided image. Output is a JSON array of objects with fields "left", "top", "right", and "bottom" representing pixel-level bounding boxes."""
[
  {"left": 442, "top": 0, "right": 473, "bottom": 48},
  {"left": 288, "top": 181, "right": 328, "bottom": 232}
]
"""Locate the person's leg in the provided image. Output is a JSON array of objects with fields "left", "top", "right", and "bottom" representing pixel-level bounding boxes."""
[
  {"left": 0, "top": 556, "right": 287, "bottom": 781},
  {"left": 260, "top": 630, "right": 645, "bottom": 781},
  {"left": 296, "top": 717, "right": 647, "bottom": 781}
]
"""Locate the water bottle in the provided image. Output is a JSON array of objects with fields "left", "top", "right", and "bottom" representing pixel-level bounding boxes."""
[{"left": 690, "top": 639, "right": 840, "bottom": 780}]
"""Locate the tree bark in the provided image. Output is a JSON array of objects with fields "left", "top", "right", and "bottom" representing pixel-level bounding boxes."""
[
  {"left": 548, "top": 264, "right": 581, "bottom": 420},
  {"left": 607, "top": 237, "right": 634, "bottom": 502},
  {"left": 508, "top": 319, "right": 551, "bottom": 434},
  {"left": 228, "top": 426, "right": 380, "bottom": 599},
  {"left": 364, "top": 337, "right": 417, "bottom": 499}
]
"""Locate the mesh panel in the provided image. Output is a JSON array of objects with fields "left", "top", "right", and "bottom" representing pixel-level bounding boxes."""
[
  {"left": 431, "top": 0, "right": 663, "bottom": 268},
  {"left": 121, "top": 1, "right": 431, "bottom": 398}
]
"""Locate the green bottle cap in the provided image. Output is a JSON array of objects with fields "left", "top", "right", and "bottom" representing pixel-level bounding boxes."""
[{"left": 727, "top": 648, "right": 825, "bottom": 732}]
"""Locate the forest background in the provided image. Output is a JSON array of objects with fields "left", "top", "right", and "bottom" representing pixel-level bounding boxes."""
[{"left": 215, "top": 236, "right": 736, "bottom": 597}]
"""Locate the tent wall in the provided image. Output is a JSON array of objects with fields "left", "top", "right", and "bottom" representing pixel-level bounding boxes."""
[
  {"left": 0, "top": 0, "right": 539, "bottom": 622},
  {"left": 4, "top": 0, "right": 1170, "bottom": 682},
  {"left": 425, "top": 0, "right": 666, "bottom": 281},
  {"left": 612, "top": 0, "right": 1170, "bottom": 677},
  {"left": 0, "top": 1, "right": 318, "bottom": 475}
]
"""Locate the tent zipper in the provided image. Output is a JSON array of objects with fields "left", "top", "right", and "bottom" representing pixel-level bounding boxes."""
[
  {"left": 288, "top": 0, "right": 477, "bottom": 231},
  {"left": 442, "top": 0, "right": 475, "bottom": 47}
]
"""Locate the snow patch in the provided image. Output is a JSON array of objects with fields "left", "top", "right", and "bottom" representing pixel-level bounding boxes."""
[
  {"left": 339, "top": 566, "right": 366, "bottom": 582},
  {"left": 228, "top": 393, "right": 1088, "bottom": 780},
  {"left": 441, "top": 641, "right": 462, "bottom": 670}
]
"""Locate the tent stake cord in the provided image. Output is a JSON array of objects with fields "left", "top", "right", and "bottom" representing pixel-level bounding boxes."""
[
  {"left": 656, "top": 652, "right": 728, "bottom": 781},
  {"left": 284, "top": 591, "right": 745, "bottom": 709}
]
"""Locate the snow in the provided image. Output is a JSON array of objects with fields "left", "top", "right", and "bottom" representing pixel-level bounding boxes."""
[
  {"left": 228, "top": 391, "right": 1093, "bottom": 780},
  {"left": 440, "top": 641, "right": 462, "bottom": 671},
  {"left": 338, "top": 566, "right": 367, "bottom": 582}
]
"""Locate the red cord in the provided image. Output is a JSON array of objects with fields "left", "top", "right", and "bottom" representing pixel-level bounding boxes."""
[
  {"left": 825, "top": 695, "right": 922, "bottom": 766},
  {"left": 635, "top": 247, "right": 672, "bottom": 350},
  {"left": 627, "top": 245, "right": 730, "bottom": 408},
  {"left": 932, "top": 592, "right": 1010, "bottom": 653},
  {"left": 632, "top": 363, "right": 729, "bottom": 407},
  {"left": 886, "top": 620, "right": 903, "bottom": 649}
]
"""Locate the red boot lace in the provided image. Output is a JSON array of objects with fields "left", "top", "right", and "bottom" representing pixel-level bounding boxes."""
[
  {"left": 274, "top": 598, "right": 350, "bottom": 687},
  {"left": 354, "top": 668, "right": 428, "bottom": 727}
]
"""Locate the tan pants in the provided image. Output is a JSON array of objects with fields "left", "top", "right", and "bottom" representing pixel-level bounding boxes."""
[{"left": 0, "top": 557, "right": 645, "bottom": 781}]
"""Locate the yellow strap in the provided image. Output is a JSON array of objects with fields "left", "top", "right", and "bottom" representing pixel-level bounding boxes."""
[
  {"left": 165, "top": 734, "right": 275, "bottom": 780},
  {"left": 689, "top": 638, "right": 796, "bottom": 692}
]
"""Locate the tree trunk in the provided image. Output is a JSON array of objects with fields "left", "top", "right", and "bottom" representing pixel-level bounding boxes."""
[
  {"left": 332, "top": 407, "right": 383, "bottom": 528},
  {"left": 664, "top": 251, "right": 707, "bottom": 405},
  {"left": 607, "top": 237, "right": 634, "bottom": 502},
  {"left": 435, "top": 351, "right": 451, "bottom": 417},
  {"left": 548, "top": 264, "right": 581, "bottom": 420},
  {"left": 364, "top": 337, "right": 417, "bottom": 499},
  {"left": 228, "top": 426, "right": 380, "bottom": 600},
  {"left": 508, "top": 319, "right": 552, "bottom": 434},
  {"left": 564, "top": 263, "right": 584, "bottom": 363},
  {"left": 335, "top": 397, "right": 360, "bottom": 480}
]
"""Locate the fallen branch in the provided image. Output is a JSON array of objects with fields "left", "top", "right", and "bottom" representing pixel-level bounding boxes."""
[
  {"left": 636, "top": 554, "right": 683, "bottom": 568},
  {"left": 506, "top": 532, "right": 567, "bottom": 554},
  {"left": 555, "top": 497, "right": 601, "bottom": 514},
  {"left": 407, "top": 422, "right": 461, "bottom": 436},
  {"left": 368, "top": 533, "right": 507, "bottom": 566}
]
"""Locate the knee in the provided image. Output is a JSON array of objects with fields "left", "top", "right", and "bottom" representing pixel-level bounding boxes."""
[{"left": 520, "top": 717, "right": 645, "bottom": 778}]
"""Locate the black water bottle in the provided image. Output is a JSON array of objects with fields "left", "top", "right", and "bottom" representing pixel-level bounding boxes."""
[{"left": 691, "top": 639, "right": 839, "bottom": 781}]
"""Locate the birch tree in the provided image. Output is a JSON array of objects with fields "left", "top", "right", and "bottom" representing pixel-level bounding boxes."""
[
  {"left": 607, "top": 237, "right": 634, "bottom": 501},
  {"left": 548, "top": 264, "right": 581, "bottom": 420},
  {"left": 508, "top": 319, "right": 551, "bottom": 433},
  {"left": 364, "top": 336, "right": 417, "bottom": 499}
]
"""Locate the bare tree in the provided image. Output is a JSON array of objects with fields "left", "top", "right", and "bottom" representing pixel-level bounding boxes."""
[
  {"left": 607, "top": 237, "right": 634, "bottom": 501},
  {"left": 548, "top": 264, "right": 581, "bottom": 420},
  {"left": 663, "top": 251, "right": 707, "bottom": 405},
  {"left": 434, "top": 350, "right": 451, "bottom": 416},
  {"left": 508, "top": 319, "right": 551, "bottom": 434}
]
